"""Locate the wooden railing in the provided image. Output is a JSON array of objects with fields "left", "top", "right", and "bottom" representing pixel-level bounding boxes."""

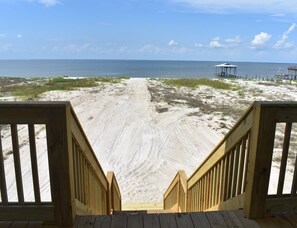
[
  {"left": 163, "top": 170, "right": 187, "bottom": 212},
  {"left": 187, "top": 102, "right": 253, "bottom": 214},
  {"left": 107, "top": 171, "right": 121, "bottom": 214},
  {"left": 0, "top": 102, "right": 121, "bottom": 226},
  {"left": 164, "top": 101, "right": 297, "bottom": 219}
]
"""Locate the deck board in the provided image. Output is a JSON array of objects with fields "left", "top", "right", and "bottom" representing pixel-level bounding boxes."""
[
  {"left": 190, "top": 212, "right": 211, "bottom": 228},
  {"left": 220, "top": 210, "right": 245, "bottom": 227},
  {"left": 175, "top": 213, "right": 194, "bottom": 228},
  {"left": 0, "top": 222, "right": 12, "bottom": 228},
  {"left": 9, "top": 222, "right": 28, "bottom": 228},
  {"left": 127, "top": 214, "right": 143, "bottom": 228},
  {"left": 143, "top": 214, "right": 160, "bottom": 228},
  {"left": 94, "top": 215, "right": 111, "bottom": 228},
  {"left": 159, "top": 213, "right": 178, "bottom": 228},
  {"left": 232, "top": 210, "right": 260, "bottom": 228},
  {"left": 110, "top": 214, "right": 127, "bottom": 228},
  {"left": 76, "top": 215, "right": 96, "bottom": 228},
  {"left": 3, "top": 210, "right": 297, "bottom": 227},
  {"left": 206, "top": 211, "right": 228, "bottom": 227}
]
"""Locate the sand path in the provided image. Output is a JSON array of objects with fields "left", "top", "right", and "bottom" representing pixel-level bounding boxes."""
[
  {"left": 2, "top": 78, "right": 221, "bottom": 203},
  {"left": 66, "top": 78, "right": 221, "bottom": 202}
]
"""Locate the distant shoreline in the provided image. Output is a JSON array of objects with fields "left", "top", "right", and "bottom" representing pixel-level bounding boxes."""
[{"left": 0, "top": 59, "right": 293, "bottom": 78}]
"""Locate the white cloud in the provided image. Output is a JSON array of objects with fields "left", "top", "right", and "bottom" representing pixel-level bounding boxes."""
[
  {"left": 53, "top": 43, "right": 90, "bottom": 52},
  {"left": 139, "top": 44, "right": 163, "bottom": 54},
  {"left": 172, "top": 0, "right": 297, "bottom": 14},
  {"left": 225, "top": 36, "right": 241, "bottom": 46},
  {"left": 168, "top": 40, "right": 178, "bottom": 46},
  {"left": 209, "top": 36, "right": 240, "bottom": 48},
  {"left": 194, "top": 43, "right": 203, "bottom": 48},
  {"left": 251, "top": 32, "right": 271, "bottom": 46},
  {"left": 38, "top": 0, "right": 59, "bottom": 7},
  {"left": 17, "top": 34, "right": 22, "bottom": 38},
  {"left": 0, "top": 34, "right": 6, "bottom": 38},
  {"left": 274, "top": 23, "right": 296, "bottom": 49},
  {"left": 209, "top": 37, "right": 224, "bottom": 48}
]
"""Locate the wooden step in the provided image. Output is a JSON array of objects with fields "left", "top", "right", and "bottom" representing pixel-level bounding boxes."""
[{"left": 75, "top": 210, "right": 297, "bottom": 228}]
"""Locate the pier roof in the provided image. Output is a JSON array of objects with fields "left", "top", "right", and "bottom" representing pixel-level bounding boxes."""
[{"left": 215, "top": 63, "right": 237, "bottom": 68}]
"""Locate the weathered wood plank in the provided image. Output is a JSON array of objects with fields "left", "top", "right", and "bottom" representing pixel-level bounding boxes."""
[
  {"left": 175, "top": 213, "right": 194, "bottom": 228},
  {"left": 143, "top": 214, "right": 160, "bottom": 228},
  {"left": 111, "top": 214, "right": 127, "bottom": 228},
  {"left": 0, "top": 222, "right": 12, "bottom": 228},
  {"left": 0, "top": 128, "right": 8, "bottom": 204},
  {"left": 206, "top": 211, "right": 228, "bottom": 228},
  {"left": 232, "top": 210, "right": 261, "bottom": 228},
  {"left": 27, "top": 221, "right": 43, "bottom": 228},
  {"left": 28, "top": 124, "right": 41, "bottom": 204},
  {"left": 76, "top": 215, "right": 96, "bottom": 228},
  {"left": 220, "top": 210, "right": 244, "bottom": 227},
  {"left": 0, "top": 205, "right": 54, "bottom": 221},
  {"left": 94, "top": 215, "right": 111, "bottom": 228},
  {"left": 265, "top": 197, "right": 297, "bottom": 213},
  {"left": 127, "top": 214, "right": 143, "bottom": 228},
  {"left": 9, "top": 221, "right": 28, "bottom": 228},
  {"left": 277, "top": 212, "right": 297, "bottom": 226},
  {"left": 159, "top": 213, "right": 177, "bottom": 228},
  {"left": 256, "top": 215, "right": 294, "bottom": 228},
  {"left": 11, "top": 124, "right": 24, "bottom": 204},
  {"left": 190, "top": 212, "right": 211, "bottom": 228}
]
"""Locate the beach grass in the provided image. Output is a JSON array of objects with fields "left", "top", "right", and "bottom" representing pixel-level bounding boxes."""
[
  {"left": 161, "top": 78, "right": 237, "bottom": 90},
  {"left": 2, "top": 77, "right": 128, "bottom": 100}
]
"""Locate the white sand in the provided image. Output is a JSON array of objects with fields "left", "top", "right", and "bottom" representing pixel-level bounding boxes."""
[{"left": 1, "top": 78, "right": 297, "bottom": 205}]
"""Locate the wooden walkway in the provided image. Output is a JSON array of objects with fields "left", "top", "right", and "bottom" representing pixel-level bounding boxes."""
[{"left": 75, "top": 210, "right": 297, "bottom": 228}]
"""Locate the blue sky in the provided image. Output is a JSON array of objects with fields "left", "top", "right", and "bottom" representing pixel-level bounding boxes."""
[{"left": 0, "top": 0, "right": 297, "bottom": 62}]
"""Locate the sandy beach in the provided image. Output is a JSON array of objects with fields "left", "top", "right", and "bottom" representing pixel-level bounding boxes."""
[{"left": 1, "top": 77, "right": 297, "bottom": 207}]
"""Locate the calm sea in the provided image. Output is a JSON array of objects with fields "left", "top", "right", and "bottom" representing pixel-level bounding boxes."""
[{"left": 0, "top": 59, "right": 293, "bottom": 78}]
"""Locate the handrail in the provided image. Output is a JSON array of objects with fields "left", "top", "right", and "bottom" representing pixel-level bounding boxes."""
[
  {"left": 107, "top": 171, "right": 121, "bottom": 214},
  {"left": 164, "top": 101, "right": 297, "bottom": 219},
  {"left": 187, "top": 102, "right": 253, "bottom": 213},
  {"left": 0, "top": 102, "right": 121, "bottom": 226},
  {"left": 163, "top": 170, "right": 187, "bottom": 212}
]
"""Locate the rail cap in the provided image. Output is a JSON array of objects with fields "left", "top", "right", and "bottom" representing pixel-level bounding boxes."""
[{"left": 0, "top": 101, "right": 71, "bottom": 107}]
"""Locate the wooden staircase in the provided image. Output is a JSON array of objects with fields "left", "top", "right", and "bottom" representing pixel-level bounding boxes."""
[{"left": 2, "top": 101, "right": 297, "bottom": 227}]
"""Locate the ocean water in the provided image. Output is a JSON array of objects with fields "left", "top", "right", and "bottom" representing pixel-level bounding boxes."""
[{"left": 0, "top": 59, "right": 293, "bottom": 78}]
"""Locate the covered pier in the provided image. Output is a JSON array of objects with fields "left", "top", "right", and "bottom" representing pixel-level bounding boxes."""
[{"left": 215, "top": 63, "right": 237, "bottom": 78}]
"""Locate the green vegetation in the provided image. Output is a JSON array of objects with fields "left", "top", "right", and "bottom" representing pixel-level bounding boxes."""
[
  {"left": 161, "top": 78, "right": 236, "bottom": 90},
  {"left": 1, "top": 77, "right": 128, "bottom": 100}
]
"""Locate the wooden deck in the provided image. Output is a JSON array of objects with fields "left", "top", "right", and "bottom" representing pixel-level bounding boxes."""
[
  {"left": 74, "top": 210, "right": 297, "bottom": 228},
  {"left": 1, "top": 210, "right": 297, "bottom": 227}
]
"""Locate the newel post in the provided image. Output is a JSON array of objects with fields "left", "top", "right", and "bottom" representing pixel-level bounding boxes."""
[
  {"left": 46, "top": 103, "right": 76, "bottom": 227},
  {"left": 244, "top": 103, "right": 277, "bottom": 219}
]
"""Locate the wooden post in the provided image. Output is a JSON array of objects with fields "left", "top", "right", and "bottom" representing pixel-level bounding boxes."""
[
  {"left": 46, "top": 104, "right": 76, "bottom": 227},
  {"left": 107, "top": 171, "right": 113, "bottom": 215},
  {"left": 244, "top": 103, "right": 276, "bottom": 219},
  {"left": 177, "top": 172, "right": 181, "bottom": 212}
]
